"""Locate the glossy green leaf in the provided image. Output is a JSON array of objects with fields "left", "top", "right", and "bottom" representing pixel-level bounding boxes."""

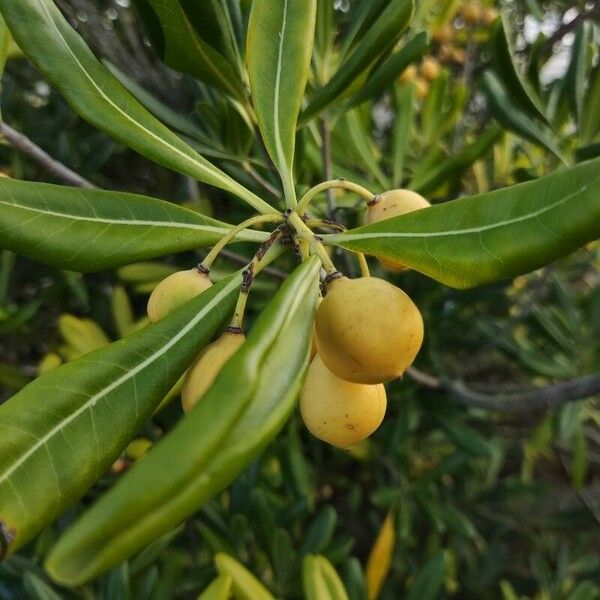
[
  {"left": 325, "top": 157, "right": 600, "bottom": 288},
  {"left": 0, "top": 0, "right": 274, "bottom": 215},
  {"left": 0, "top": 274, "right": 241, "bottom": 555},
  {"left": 303, "top": 555, "right": 349, "bottom": 600},
  {"left": 0, "top": 13, "right": 11, "bottom": 77},
  {"left": 133, "top": 0, "right": 246, "bottom": 103},
  {"left": 488, "top": 14, "right": 548, "bottom": 124},
  {"left": 0, "top": 179, "right": 267, "bottom": 272},
  {"left": 411, "top": 124, "right": 503, "bottom": 194},
  {"left": 247, "top": 0, "right": 317, "bottom": 205},
  {"left": 481, "top": 71, "right": 567, "bottom": 164},
  {"left": 346, "top": 32, "right": 429, "bottom": 108},
  {"left": 300, "top": 0, "right": 413, "bottom": 124},
  {"left": 45, "top": 258, "right": 321, "bottom": 585}
]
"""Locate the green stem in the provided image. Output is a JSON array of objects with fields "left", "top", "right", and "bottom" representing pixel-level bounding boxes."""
[
  {"left": 287, "top": 211, "right": 337, "bottom": 275},
  {"left": 296, "top": 178, "right": 375, "bottom": 215},
  {"left": 229, "top": 231, "right": 287, "bottom": 330},
  {"left": 200, "top": 214, "right": 284, "bottom": 271}
]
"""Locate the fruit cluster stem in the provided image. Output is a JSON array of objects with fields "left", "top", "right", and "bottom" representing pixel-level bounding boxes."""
[
  {"left": 296, "top": 179, "right": 375, "bottom": 215},
  {"left": 200, "top": 214, "right": 284, "bottom": 271}
]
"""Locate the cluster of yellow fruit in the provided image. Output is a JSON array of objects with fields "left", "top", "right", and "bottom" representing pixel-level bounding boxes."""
[
  {"left": 399, "top": 56, "right": 442, "bottom": 99},
  {"left": 147, "top": 265, "right": 244, "bottom": 413},
  {"left": 145, "top": 190, "right": 430, "bottom": 450},
  {"left": 300, "top": 190, "right": 430, "bottom": 449}
]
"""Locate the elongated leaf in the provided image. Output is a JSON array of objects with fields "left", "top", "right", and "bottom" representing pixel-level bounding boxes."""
[
  {"left": 0, "top": 179, "right": 267, "bottom": 272},
  {"left": 0, "top": 274, "right": 241, "bottom": 555},
  {"left": 411, "top": 124, "right": 503, "bottom": 194},
  {"left": 488, "top": 15, "right": 548, "bottom": 124},
  {"left": 325, "top": 157, "right": 600, "bottom": 288},
  {"left": 0, "top": 0, "right": 274, "bottom": 215},
  {"left": 45, "top": 258, "right": 321, "bottom": 585},
  {"left": 564, "top": 21, "right": 592, "bottom": 129},
  {"left": 133, "top": 0, "right": 246, "bottom": 102},
  {"left": 406, "top": 551, "right": 445, "bottom": 600},
  {"left": 581, "top": 64, "right": 600, "bottom": 144},
  {"left": 301, "top": 0, "right": 413, "bottom": 124},
  {"left": 481, "top": 71, "right": 567, "bottom": 163},
  {"left": 346, "top": 32, "right": 428, "bottom": 108},
  {"left": 247, "top": 0, "right": 317, "bottom": 205},
  {"left": 392, "top": 83, "right": 416, "bottom": 186}
]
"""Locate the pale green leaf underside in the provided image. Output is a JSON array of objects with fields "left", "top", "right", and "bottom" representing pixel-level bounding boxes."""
[
  {"left": 247, "top": 0, "right": 316, "bottom": 203},
  {"left": 0, "top": 275, "right": 241, "bottom": 553},
  {"left": 0, "top": 179, "right": 267, "bottom": 272},
  {"left": 326, "top": 158, "right": 600, "bottom": 288},
  {"left": 0, "top": 0, "right": 274, "bottom": 214}
]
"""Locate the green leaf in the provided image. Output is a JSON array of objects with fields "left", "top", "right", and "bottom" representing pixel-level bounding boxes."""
[
  {"left": 45, "top": 258, "right": 321, "bottom": 585},
  {"left": 324, "top": 157, "right": 600, "bottom": 288},
  {"left": 0, "top": 179, "right": 267, "bottom": 272},
  {"left": 247, "top": 0, "right": 317, "bottom": 205},
  {"left": 564, "top": 21, "right": 593, "bottom": 129},
  {"left": 481, "top": 71, "right": 567, "bottom": 163},
  {"left": 214, "top": 553, "right": 275, "bottom": 600},
  {"left": 133, "top": 0, "right": 246, "bottom": 103},
  {"left": 581, "top": 63, "right": 600, "bottom": 144},
  {"left": 197, "top": 574, "right": 233, "bottom": 600},
  {"left": 406, "top": 551, "right": 445, "bottom": 600},
  {"left": 392, "top": 83, "right": 417, "bottom": 187},
  {"left": 0, "top": 0, "right": 274, "bottom": 215},
  {"left": 301, "top": 0, "right": 414, "bottom": 124},
  {"left": 0, "top": 274, "right": 241, "bottom": 555},
  {"left": 411, "top": 124, "right": 503, "bottom": 194},
  {"left": 345, "top": 32, "right": 429, "bottom": 108},
  {"left": 488, "top": 14, "right": 549, "bottom": 124}
]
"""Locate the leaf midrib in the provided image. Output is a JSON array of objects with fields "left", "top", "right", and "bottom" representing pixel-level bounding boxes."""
[
  {"left": 334, "top": 178, "right": 595, "bottom": 242},
  {"left": 0, "top": 277, "right": 240, "bottom": 487},
  {"left": 0, "top": 198, "right": 268, "bottom": 241}
]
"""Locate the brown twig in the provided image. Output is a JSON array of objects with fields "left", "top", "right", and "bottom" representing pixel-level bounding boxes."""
[
  {"left": 407, "top": 366, "right": 600, "bottom": 412},
  {"left": 542, "top": 6, "right": 600, "bottom": 54},
  {"left": 219, "top": 248, "right": 286, "bottom": 280},
  {"left": 0, "top": 122, "right": 97, "bottom": 188}
]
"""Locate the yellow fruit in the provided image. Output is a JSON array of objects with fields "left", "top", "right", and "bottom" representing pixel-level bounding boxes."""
[
  {"left": 315, "top": 277, "right": 424, "bottom": 384},
  {"left": 420, "top": 56, "right": 441, "bottom": 81},
  {"left": 482, "top": 7, "right": 498, "bottom": 25},
  {"left": 147, "top": 268, "right": 212, "bottom": 322},
  {"left": 181, "top": 331, "right": 245, "bottom": 412},
  {"left": 432, "top": 24, "right": 454, "bottom": 44},
  {"left": 413, "top": 77, "right": 429, "bottom": 99},
  {"left": 462, "top": 2, "right": 482, "bottom": 24},
  {"left": 300, "top": 355, "right": 387, "bottom": 448},
  {"left": 364, "top": 189, "right": 431, "bottom": 272},
  {"left": 398, "top": 64, "right": 417, "bottom": 84}
]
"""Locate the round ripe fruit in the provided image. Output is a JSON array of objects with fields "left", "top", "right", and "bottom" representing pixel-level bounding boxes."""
[
  {"left": 315, "top": 277, "right": 424, "bottom": 384},
  {"left": 461, "top": 2, "right": 482, "bottom": 24},
  {"left": 300, "top": 355, "right": 387, "bottom": 448},
  {"left": 147, "top": 268, "right": 212, "bottom": 322},
  {"left": 399, "top": 64, "right": 418, "bottom": 84},
  {"left": 413, "top": 77, "right": 429, "bottom": 99},
  {"left": 420, "top": 56, "right": 441, "bottom": 81},
  {"left": 432, "top": 23, "right": 454, "bottom": 44},
  {"left": 364, "top": 189, "right": 431, "bottom": 272},
  {"left": 181, "top": 331, "right": 245, "bottom": 412}
]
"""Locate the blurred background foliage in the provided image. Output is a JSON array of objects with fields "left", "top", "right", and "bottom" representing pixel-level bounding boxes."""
[{"left": 0, "top": 0, "right": 599, "bottom": 598}]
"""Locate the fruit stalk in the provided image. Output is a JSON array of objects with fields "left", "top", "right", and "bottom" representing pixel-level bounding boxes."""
[{"left": 296, "top": 178, "right": 375, "bottom": 214}]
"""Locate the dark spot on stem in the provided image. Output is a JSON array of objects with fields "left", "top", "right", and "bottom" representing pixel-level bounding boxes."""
[
  {"left": 225, "top": 326, "right": 245, "bottom": 335},
  {"left": 196, "top": 263, "right": 210, "bottom": 275},
  {"left": 367, "top": 194, "right": 381, "bottom": 207}
]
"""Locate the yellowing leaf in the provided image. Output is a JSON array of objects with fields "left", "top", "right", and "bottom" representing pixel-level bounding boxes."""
[{"left": 366, "top": 511, "right": 396, "bottom": 600}]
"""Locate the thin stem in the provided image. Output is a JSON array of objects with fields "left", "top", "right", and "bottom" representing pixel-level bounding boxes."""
[
  {"left": 304, "top": 218, "right": 347, "bottom": 232},
  {"left": 320, "top": 116, "right": 335, "bottom": 217},
  {"left": 242, "top": 161, "right": 282, "bottom": 199},
  {"left": 200, "top": 214, "right": 283, "bottom": 271},
  {"left": 287, "top": 211, "right": 337, "bottom": 274},
  {"left": 355, "top": 252, "right": 370, "bottom": 278},
  {"left": 218, "top": 247, "right": 286, "bottom": 280},
  {"left": 229, "top": 231, "right": 286, "bottom": 330},
  {"left": 296, "top": 179, "right": 375, "bottom": 215},
  {"left": 0, "top": 121, "right": 96, "bottom": 188}
]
